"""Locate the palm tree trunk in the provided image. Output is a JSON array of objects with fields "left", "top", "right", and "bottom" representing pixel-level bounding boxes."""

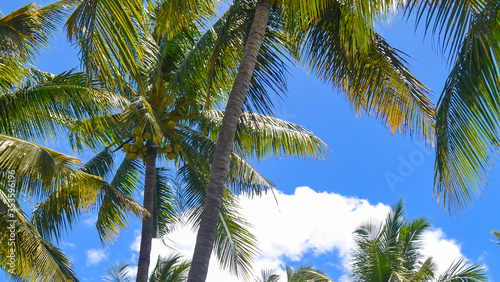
[
  {"left": 187, "top": 1, "right": 271, "bottom": 281},
  {"left": 136, "top": 143, "right": 158, "bottom": 282}
]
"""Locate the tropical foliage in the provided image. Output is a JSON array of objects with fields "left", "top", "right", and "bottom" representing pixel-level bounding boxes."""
[
  {"left": 401, "top": 0, "right": 500, "bottom": 213},
  {"left": 350, "top": 200, "right": 488, "bottom": 282},
  {"left": 255, "top": 266, "right": 332, "bottom": 282},
  {"left": 0, "top": 2, "right": 146, "bottom": 281},
  {"left": 188, "top": 0, "right": 437, "bottom": 280},
  {"left": 63, "top": 0, "right": 328, "bottom": 281}
]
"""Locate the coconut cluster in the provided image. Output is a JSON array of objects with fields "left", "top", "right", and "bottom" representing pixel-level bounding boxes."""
[
  {"left": 161, "top": 143, "right": 181, "bottom": 160},
  {"left": 122, "top": 132, "right": 152, "bottom": 160},
  {"left": 122, "top": 120, "right": 181, "bottom": 162}
]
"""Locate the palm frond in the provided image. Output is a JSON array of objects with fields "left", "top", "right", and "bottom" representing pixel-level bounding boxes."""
[
  {"left": 213, "top": 192, "right": 259, "bottom": 280},
  {"left": 198, "top": 110, "right": 329, "bottom": 160},
  {"left": 102, "top": 261, "right": 132, "bottom": 282},
  {"left": 0, "top": 1, "right": 76, "bottom": 64},
  {"left": 96, "top": 156, "right": 146, "bottom": 244},
  {"left": 0, "top": 134, "right": 101, "bottom": 198},
  {"left": 149, "top": 253, "right": 191, "bottom": 282},
  {"left": 436, "top": 258, "right": 488, "bottom": 282},
  {"left": 433, "top": 1, "right": 500, "bottom": 213},
  {"left": 153, "top": 167, "right": 177, "bottom": 238},
  {"left": 0, "top": 70, "right": 122, "bottom": 142},
  {"left": 0, "top": 183, "right": 78, "bottom": 282},
  {"left": 298, "top": 0, "right": 435, "bottom": 143},
  {"left": 492, "top": 230, "right": 500, "bottom": 245},
  {"left": 154, "top": 0, "right": 216, "bottom": 40},
  {"left": 65, "top": 0, "right": 147, "bottom": 87}
]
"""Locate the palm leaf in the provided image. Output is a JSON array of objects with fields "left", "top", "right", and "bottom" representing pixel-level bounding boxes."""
[
  {"left": 433, "top": 1, "right": 500, "bottom": 213},
  {"left": 149, "top": 253, "right": 191, "bottom": 282},
  {"left": 153, "top": 167, "right": 177, "bottom": 238},
  {"left": 65, "top": 0, "right": 147, "bottom": 87},
  {"left": 493, "top": 230, "right": 500, "bottom": 245},
  {"left": 0, "top": 183, "right": 78, "bottom": 282},
  {"left": 298, "top": 0, "right": 435, "bottom": 142},
  {"left": 436, "top": 258, "right": 488, "bottom": 282},
  {"left": 96, "top": 156, "right": 146, "bottom": 244}
]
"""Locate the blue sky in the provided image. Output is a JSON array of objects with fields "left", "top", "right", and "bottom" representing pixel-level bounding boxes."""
[{"left": 2, "top": 1, "right": 500, "bottom": 281}]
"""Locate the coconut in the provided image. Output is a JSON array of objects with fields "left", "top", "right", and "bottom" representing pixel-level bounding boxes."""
[
  {"left": 143, "top": 132, "right": 151, "bottom": 140},
  {"left": 122, "top": 143, "right": 131, "bottom": 152},
  {"left": 164, "top": 145, "right": 173, "bottom": 153},
  {"left": 167, "top": 152, "right": 176, "bottom": 160},
  {"left": 135, "top": 136, "right": 144, "bottom": 144},
  {"left": 130, "top": 144, "right": 138, "bottom": 153},
  {"left": 135, "top": 142, "right": 144, "bottom": 149},
  {"left": 174, "top": 144, "right": 181, "bottom": 152},
  {"left": 166, "top": 120, "right": 176, "bottom": 129}
]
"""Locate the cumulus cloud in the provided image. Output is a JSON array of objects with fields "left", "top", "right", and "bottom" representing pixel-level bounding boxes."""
[
  {"left": 86, "top": 249, "right": 108, "bottom": 266},
  {"left": 421, "top": 229, "right": 464, "bottom": 275},
  {"left": 129, "top": 186, "right": 468, "bottom": 281}
]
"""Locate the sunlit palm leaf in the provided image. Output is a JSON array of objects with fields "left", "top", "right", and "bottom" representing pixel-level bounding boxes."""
[
  {"left": 0, "top": 1, "right": 76, "bottom": 64},
  {"left": 254, "top": 268, "right": 280, "bottom": 282},
  {"left": 102, "top": 261, "right": 132, "bottom": 282},
  {"left": 0, "top": 70, "right": 121, "bottom": 142},
  {"left": 66, "top": 0, "right": 146, "bottom": 87},
  {"left": 0, "top": 185, "right": 78, "bottom": 282},
  {"left": 0, "top": 134, "right": 99, "bottom": 197},
  {"left": 298, "top": 1, "right": 435, "bottom": 142},
  {"left": 154, "top": 0, "right": 216, "bottom": 40},
  {"left": 198, "top": 110, "right": 329, "bottom": 160}
]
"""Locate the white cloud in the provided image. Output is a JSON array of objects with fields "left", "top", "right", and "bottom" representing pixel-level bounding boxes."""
[
  {"left": 129, "top": 186, "right": 470, "bottom": 281},
  {"left": 83, "top": 215, "right": 98, "bottom": 227},
  {"left": 61, "top": 241, "right": 76, "bottom": 248},
  {"left": 421, "top": 229, "right": 464, "bottom": 275},
  {"left": 86, "top": 249, "right": 108, "bottom": 266}
]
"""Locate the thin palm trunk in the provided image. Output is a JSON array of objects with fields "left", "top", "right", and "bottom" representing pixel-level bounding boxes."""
[
  {"left": 187, "top": 0, "right": 271, "bottom": 281},
  {"left": 136, "top": 143, "right": 158, "bottom": 282}
]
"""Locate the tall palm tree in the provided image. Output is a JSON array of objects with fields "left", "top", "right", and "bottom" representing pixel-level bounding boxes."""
[
  {"left": 187, "top": 0, "right": 436, "bottom": 280},
  {"left": 350, "top": 200, "right": 488, "bottom": 282},
  {"left": 400, "top": 0, "right": 500, "bottom": 214},
  {"left": 66, "top": 2, "right": 328, "bottom": 281}
]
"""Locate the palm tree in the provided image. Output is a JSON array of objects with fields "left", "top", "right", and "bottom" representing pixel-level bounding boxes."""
[
  {"left": 103, "top": 254, "right": 190, "bottom": 282},
  {"left": 350, "top": 200, "right": 488, "bottom": 282},
  {"left": 188, "top": 0, "right": 437, "bottom": 280},
  {"left": 400, "top": 0, "right": 500, "bottom": 214},
  {"left": 256, "top": 266, "right": 332, "bottom": 282},
  {"left": 66, "top": 2, "right": 328, "bottom": 281},
  {"left": 0, "top": 2, "right": 148, "bottom": 281}
]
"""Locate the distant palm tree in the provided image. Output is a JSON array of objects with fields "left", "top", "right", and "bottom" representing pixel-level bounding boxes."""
[
  {"left": 255, "top": 265, "right": 331, "bottom": 282},
  {"left": 350, "top": 200, "right": 488, "bottom": 282},
  {"left": 103, "top": 254, "right": 190, "bottom": 282}
]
